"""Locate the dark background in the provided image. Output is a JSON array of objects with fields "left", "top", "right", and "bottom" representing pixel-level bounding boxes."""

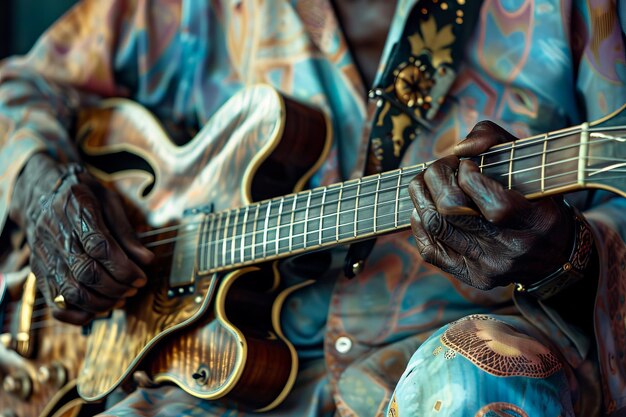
[{"left": 1, "top": 0, "right": 78, "bottom": 59}]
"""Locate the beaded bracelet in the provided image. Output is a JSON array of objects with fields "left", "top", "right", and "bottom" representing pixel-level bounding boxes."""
[{"left": 515, "top": 202, "right": 595, "bottom": 301}]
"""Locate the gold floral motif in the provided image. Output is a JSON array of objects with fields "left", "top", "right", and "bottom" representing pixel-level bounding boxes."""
[
  {"left": 408, "top": 16, "right": 455, "bottom": 68},
  {"left": 391, "top": 113, "right": 412, "bottom": 157},
  {"left": 393, "top": 65, "right": 435, "bottom": 107}
]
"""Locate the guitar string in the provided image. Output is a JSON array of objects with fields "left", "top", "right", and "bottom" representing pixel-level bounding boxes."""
[
  {"left": 151, "top": 168, "right": 626, "bottom": 268},
  {"left": 4, "top": 297, "right": 47, "bottom": 311},
  {"left": 142, "top": 158, "right": 626, "bottom": 250},
  {"left": 137, "top": 134, "right": 625, "bottom": 241},
  {"left": 11, "top": 132, "right": 626, "bottom": 332}
]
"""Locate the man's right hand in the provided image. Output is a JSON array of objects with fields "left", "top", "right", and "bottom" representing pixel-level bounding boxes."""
[{"left": 9, "top": 153, "right": 153, "bottom": 325}]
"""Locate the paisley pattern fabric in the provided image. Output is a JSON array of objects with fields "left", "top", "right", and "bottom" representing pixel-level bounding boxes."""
[
  {"left": 389, "top": 315, "right": 575, "bottom": 417},
  {"left": 0, "top": 0, "right": 625, "bottom": 416}
]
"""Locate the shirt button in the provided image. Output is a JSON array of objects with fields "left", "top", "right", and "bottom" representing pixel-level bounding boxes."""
[{"left": 335, "top": 336, "right": 352, "bottom": 354}]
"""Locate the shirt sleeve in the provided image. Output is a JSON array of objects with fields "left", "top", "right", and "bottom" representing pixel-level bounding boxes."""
[{"left": 0, "top": 0, "right": 185, "bottom": 232}]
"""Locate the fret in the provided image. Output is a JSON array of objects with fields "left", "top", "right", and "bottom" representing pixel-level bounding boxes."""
[
  {"left": 338, "top": 180, "right": 358, "bottom": 240},
  {"left": 198, "top": 215, "right": 208, "bottom": 271},
  {"left": 275, "top": 197, "right": 285, "bottom": 255},
  {"left": 480, "top": 155, "right": 485, "bottom": 174},
  {"left": 353, "top": 178, "right": 362, "bottom": 237},
  {"left": 240, "top": 205, "right": 250, "bottom": 263},
  {"left": 214, "top": 211, "right": 224, "bottom": 268},
  {"left": 578, "top": 122, "right": 589, "bottom": 185},
  {"left": 302, "top": 190, "right": 313, "bottom": 248},
  {"left": 288, "top": 195, "right": 298, "bottom": 253},
  {"left": 322, "top": 185, "right": 340, "bottom": 244},
  {"left": 356, "top": 177, "right": 376, "bottom": 235},
  {"left": 230, "top": 208, "right": 240, "bottom": 266},
  {"left": 306, "top": 190, "right": 324, "bottom": 247},
  {"left": 262, "top": 200, "right": 272, "bottom": 259},
  {"left": 278, "top": 196, "right": 294, "bottom": 253},
  {"left": 377, "top": 171, "right": 400, "bottom": 232},
  {"left": 336, "top": 183, "right": 344, "bottom": 242},
  {"left": 318, "top": 187, "right": 327, "bottom": 246},
  {"left": 222, "top": 210, "right": 232, "bottom": 267},
  {"left": 206, "top": 213, "right": 217, "bottom": 270},
  {"left": 373, "top": 174, "right": 381, "bottom": 232},
  {"left": 251, "top": 203, "right": 261, "bottom": 260},
  {"left": 541, "top": 134, "right": 547, "bottom": 192},
  {"left": 508, "top": 142, "right": 515, "bottom": 190},
  {"left": 292, "top": 194, "right": 307, "bottom": 251},
  {"left": 394, "top": 169, "right": 402, "bottom": 228}
]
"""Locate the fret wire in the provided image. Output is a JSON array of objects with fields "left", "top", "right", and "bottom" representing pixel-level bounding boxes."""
[
  {"left": 289, "top": 194, "right": 297, "bottom": 253},
  {"left": 230, "top": 207, "right": 239, "bottom": 266},
  {"left": 196, "top": 217, "right": 206, "bottom": 271},
  {"left": 303, "top": 190, "right": 313, "bottom": 248},
  {"left": 508, "top": 142, "right": 515, "bottom": 190},
  {"left": 213, "top": 211, "right": 223, "bottom": 268},
  {"left": 207, "top": 213, "right": 217, "bottom": 270},
  {"left": 318, "top": 187, "right": 327, "bottom": 246},
  {"left": 394, "top": 169, "right": 402, "bottom": 228},
  {"left": 198, "top": 152, "right": 594, "bottom": 250},
  {"left": 354, "top": 178, "right": 362, "bottom": 237},
  {"left": 276, "top": 197, "right": 285, "bottom": 255},
  {"left": 241, "top": 205, "right": 250, "bottom": 263},
  {"left": 222, "top": 210, "right": 231, "bottom": 267},
  {"left": 336, "top": 183, "right": 344, "bottom": 242},
  {"left": 541, "top": 133, "right": 548, "bottom": 193},
  {"left": 579, "top": 122, "right": 589, "bottom": 185},
  {"left": 251, "top": 203, "right": 261, "bottom": 260},
  {"left": 480, "top": 154, "right": 484, "bottom": 174},
  {"left": 165, "top": 163, "right": 609, "bottom": 254},
  {"left": 262, "top": 200, "right": 272, "bottom": 259},
  {"left": 204, "top": 165, "right": 589, "bottom": 252},
  {"left": 373, "top": 173, "right": 381, "bottom": 233}
]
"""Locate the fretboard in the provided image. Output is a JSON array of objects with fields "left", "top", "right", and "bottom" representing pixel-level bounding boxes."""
[{"left": 172, "top": 122, "right": 624, "bottom": 275}]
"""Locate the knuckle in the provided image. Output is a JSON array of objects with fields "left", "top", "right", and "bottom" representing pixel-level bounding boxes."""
[
  {"left": 71, "top": 256, "right": 99, "bottom": 286},
  {"left": 419, "top": 245, "right": 436, "bottom": 263},
  {"left": 82, "top": 233, "right": 109, "bottom": 259}
]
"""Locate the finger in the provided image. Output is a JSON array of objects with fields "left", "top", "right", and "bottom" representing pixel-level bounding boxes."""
[
  {"left": 410, "top": 209, "right": 475, "bottom": 284},
  {"left": 63, "top": 187, "right": 148, "bottom": 288},
  {"left": 96, "top": 185, "right": 154, "bottom": 266},
  {"left": 422, "top": 155, "right": 479, "bottom": 216},
  {"left": 453, "top": 121, "right": 517, "bottom": 157},
  {"left": 56, "top": 269, "right": 120, "bottom": 314},
  {"left": 53, "top": 308, "right": 94, "bottom": 326},
  {"left": 66, "top": 251, "right": 137, "bottom": 298},
  {"left": 458, "top": 159, "right": 531, "bottom": 225}
]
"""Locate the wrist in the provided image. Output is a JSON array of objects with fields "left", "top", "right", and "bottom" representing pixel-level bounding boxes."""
[{"left": 515, "top": 201, "right": 595, "bottom": 300}]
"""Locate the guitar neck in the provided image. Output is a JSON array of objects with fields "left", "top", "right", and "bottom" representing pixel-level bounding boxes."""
[{"left": 180, "top": 121, "right": 624, "bottom": 275}]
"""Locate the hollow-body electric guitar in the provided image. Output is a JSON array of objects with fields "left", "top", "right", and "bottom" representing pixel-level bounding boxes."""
[
  {"left": 0, "top": 269, "right": 101, "bottom": 417},
  {"left": 73, "top": 84, "right": 626, "bottom": 411}
]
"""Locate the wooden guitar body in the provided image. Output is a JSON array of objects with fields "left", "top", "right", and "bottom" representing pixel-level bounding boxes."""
[
  {"left": 1, "top": 271, "right": 95, "bottom": 417},
  {"left": 75, "top": 85, "right": 331, "bottom": 410}
]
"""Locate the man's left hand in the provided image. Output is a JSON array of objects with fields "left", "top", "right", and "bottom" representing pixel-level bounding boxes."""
[{"left": 408, "top": 121, "right": 574, "bottom": 290}]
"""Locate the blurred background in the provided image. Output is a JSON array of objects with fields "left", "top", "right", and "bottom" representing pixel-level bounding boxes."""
[{"left": 1, "top": 0, "right": 77, "bottom": 59}]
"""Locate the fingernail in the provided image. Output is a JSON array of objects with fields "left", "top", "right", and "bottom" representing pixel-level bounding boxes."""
[{"left": 132, "top": 276, "right": 147, "bottom": 287}]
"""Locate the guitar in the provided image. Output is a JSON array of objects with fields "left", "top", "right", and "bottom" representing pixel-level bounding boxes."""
[
  {"left": 72, "top": 84, "right": 626, "bottom": 411},
  {"left": 0, "top": 269, "right": 99, "bottom": 417}
]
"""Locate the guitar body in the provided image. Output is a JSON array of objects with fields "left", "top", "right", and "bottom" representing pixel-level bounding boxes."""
[
  {"left": 1, "top": 271, "right": 94, "bottom": 417},
  {"left": 75, "top": 85, "right": 331, "bottom": 410}
]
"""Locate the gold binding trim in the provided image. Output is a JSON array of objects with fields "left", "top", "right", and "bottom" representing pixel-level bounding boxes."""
[
  {"left": 153, "top": 268, "right": 252, "bottom": 399},
  {"left": 242, "top": 85, "right": 334, "bottom": 205},
  {"left": 40, "top": 380, "right": 83, "bottom": 417},
  {"left": 256, "top": 269, "right": 314, "bottom": 412}
]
